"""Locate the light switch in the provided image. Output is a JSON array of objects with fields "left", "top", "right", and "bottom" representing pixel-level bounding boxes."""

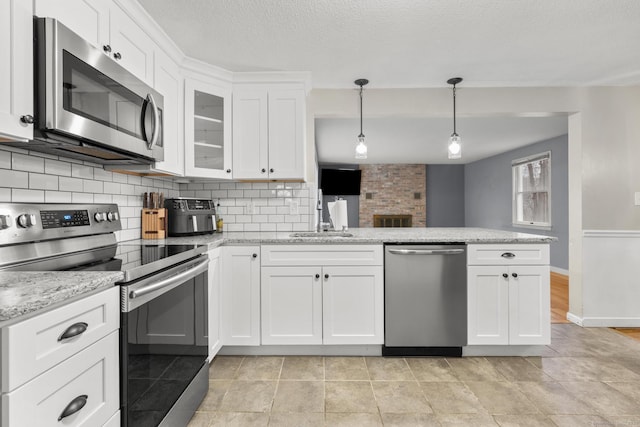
[{"left": 635, "top": 192, "right": 640, "bottom": 206}]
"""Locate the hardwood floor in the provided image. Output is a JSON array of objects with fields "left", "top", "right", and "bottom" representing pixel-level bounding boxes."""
[
  {"left": 550, "top": 271, "right": 640, "bottom": 341},
  {"left": 550, "top": 271, "right": 570, "bottom": 324}
]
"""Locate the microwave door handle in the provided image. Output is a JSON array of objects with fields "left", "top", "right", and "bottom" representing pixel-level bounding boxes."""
[{"left": 145, "top": 93, "right": 160, "bottom": 150}]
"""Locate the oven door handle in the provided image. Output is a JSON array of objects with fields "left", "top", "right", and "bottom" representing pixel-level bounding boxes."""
[{"left": 129, "top": 258, "right": 208, "bottom": 299}]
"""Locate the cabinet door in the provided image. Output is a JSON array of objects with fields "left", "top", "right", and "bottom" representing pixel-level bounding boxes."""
[
  {"left": 232, "top": 88, "right": 269, "bottom": 179},
  {"left": 0, "top": 0, "right": 33, "bottom": 141},
  {"left": 467, "top": 265, "right": 509, "bottom": 345},
  {"left": 109, "top": 4, "right": 155, "bottom": 84},
  {"left": 261, "top": 266, "right": 323, "bottom": 345},
  {"left": 323, "top": 266, "right": 384, "bottom": 345},
  {"left": 222, "top": 246, "right": 261, "bottom": 346},
  {"left": 207, "top": 248, "right": 222, "bottom": 359},
  {"left": 153, "top": 49, "right": 184, "bottom": 175},
  {"left": 185, "top": 78, "right": 232, "bottom": 178},
  {"left": 508, "top": 265, "right": 551, "bottom": 345},
  {"left": 267, "top": 89, "right": 305, "bottom": 180},
  {"left": 34, "top": 0, "right": 110, "bottom": 50}
]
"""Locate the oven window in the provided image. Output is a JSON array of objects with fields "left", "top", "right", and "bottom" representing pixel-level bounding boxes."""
[
  {"left": 62, "top": 50, "right": 160, "bottom": 144},
  {"left": 122, "top": 272, "right": 208, "bottom": 426}
]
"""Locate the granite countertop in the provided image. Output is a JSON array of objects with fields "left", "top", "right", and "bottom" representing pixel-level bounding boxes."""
[
  {"left": 154, "top": 227, "right": 555, "bottom": 249},
  {"left": 0, "top": 271, "right": 124, "bottom": 326},
  {"left": 1, "top": 227, "right": 552, "bottom": 325}
]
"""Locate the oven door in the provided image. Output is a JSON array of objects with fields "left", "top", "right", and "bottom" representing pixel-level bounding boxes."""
[
  {"left": 35, "top": 18, "right": 164, "bottom": 163},
  {"left": 120, "top": 255, "right": 208, "bottom": 427}
]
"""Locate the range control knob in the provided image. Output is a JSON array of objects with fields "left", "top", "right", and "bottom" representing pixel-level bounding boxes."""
[
  {"left": 0, "top": 214, "right": 12, "bottom": 230},
  {"left": 94, "top": 212, "right": 106, "bottom": 223},
  {"left": 17, "top": 214, "right": 36, "bottom": 228},
  {"left": 107, "top": 212, "right": 119, "bottom": 222}
]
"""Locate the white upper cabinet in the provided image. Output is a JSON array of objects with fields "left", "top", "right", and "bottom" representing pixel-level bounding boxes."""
[
  {"left": 233, "top": 85, "right": 306, "bottom": 181},
  {"left": 184, "top": 78, "right": 233, "bottom": 178},
  {"left": 152, "top": 49, "right": 184, "bottom": 175},
  {"left": 0, "top": 0, "right": 33, "bottom": 141},
  {"left": 108, "top": 3, "right": 155, "bottom": 84},
  {"left": 35, "top": 0, "right": 155, "bottom": 85},
  {"left": 34, "top": 0, "right": 110, "bottom": 51}
]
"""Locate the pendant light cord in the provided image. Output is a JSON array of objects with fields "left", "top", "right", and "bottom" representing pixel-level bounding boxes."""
[
  {"left": 452, "top": 83, "right": 457, "bottom": 135},
  {"left": 359, "top": 85, "right": 364, "bottom": 138}
]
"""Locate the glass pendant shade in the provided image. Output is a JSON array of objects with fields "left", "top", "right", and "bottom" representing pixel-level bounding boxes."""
[
  {"left": 448, "top": 134, "right": 462, "bottom": 159},
  {"left": 355, "top": 135, "right": 367, "bottom": 159}
]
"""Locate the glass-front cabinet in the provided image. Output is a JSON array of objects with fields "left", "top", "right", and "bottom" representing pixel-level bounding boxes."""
[{"left": 184, "top": 78, "right": 232, "bottom": 178}]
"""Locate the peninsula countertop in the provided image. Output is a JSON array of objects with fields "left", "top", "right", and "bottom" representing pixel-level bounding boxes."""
[{"left": 0, "top": 227, "right": 553, "bottom": 325}]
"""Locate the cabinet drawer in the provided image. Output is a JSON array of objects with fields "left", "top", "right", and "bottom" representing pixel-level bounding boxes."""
[
  {"left": 1, "top": 286, "right": 119, "bottom": 391},
  {"left": 2, "top": 331, "right": 119, "bottom": 427},
  {"left": 467, "top": 244, "right": 549, "bottom": 266},
  {"left": 261, "top": 245, "right": 383, "bottom": 266}
]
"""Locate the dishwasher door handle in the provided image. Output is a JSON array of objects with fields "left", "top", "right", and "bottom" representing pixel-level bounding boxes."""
[{"left": 388, "top": 248, "right": 465, "bottom": 256}]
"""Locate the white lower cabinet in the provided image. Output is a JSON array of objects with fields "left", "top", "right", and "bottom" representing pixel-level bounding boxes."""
[
  {"left": 221, "top": 246, "right": 261, "bottom": 346},
  {"left": 2, "top": 331, "right": 120, "bottom": 427},
  {"left": 467, "top": 244, "right": 550, "bottom": 346},
  {"left": 260, "top": 245, "right": 384, "bottom": 345},
  {"left": 261, "top": 266, "right": 323, "bottom": 345}
]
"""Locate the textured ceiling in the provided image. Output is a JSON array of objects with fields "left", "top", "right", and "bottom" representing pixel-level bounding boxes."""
[{"left": 139, "top": 0, "right": 640, "bottom": 88}]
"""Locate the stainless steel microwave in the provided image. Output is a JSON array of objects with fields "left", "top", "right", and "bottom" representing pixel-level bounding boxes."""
[{"left": 21, "top": 18, "right": 164, "bottom": 165}]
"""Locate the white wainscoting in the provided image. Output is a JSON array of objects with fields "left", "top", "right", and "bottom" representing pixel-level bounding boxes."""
[{"left": 573, "top": 230, "right": 640, "bottom": 327}]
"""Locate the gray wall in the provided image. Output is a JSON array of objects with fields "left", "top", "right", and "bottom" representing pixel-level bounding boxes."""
[
  {"left": 464, "top": 134, "right": 569, "bottom": 270},
  {"left": 426, "top": 165, "right": 465, "bottom": 227}
]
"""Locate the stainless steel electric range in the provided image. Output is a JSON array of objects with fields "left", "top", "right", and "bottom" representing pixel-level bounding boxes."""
[{"left": 0, "top": 203, "right": 209, "bottom": 427}]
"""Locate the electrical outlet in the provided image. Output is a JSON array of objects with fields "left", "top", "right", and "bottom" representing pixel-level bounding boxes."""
[
  {"left": 289, "top": 200, "right": 299, "bottom": 215},
  {"left": 246, "top": 202, "right": 254, "bottom": 214},
  {"left": 635, "top": 192, "right": 640, "bottom": 206}
]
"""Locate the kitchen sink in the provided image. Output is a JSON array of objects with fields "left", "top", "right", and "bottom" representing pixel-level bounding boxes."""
[{"left": 289, "top": 231, "right": 354, "bottom": 238}]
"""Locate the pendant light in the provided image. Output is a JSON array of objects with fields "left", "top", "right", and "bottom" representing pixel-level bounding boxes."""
[
  {"left": 447, "top": 77, "right": 463, "bottom": 159},
  {"left": 354, "top": 78, "right": 369, "bottom": 159}
]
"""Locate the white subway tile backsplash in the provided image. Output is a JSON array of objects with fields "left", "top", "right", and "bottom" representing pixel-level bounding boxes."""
[
  {"left": 243, "top": 190, "right": 261, "bottom": 198},
  {"left": 0, "top": 188, "right": 10, "bottom": 202},
  {"left": 83, "top": 179, "right": 103, "bottom": 194},
  {"left": 44, "top": 191, "right": 72, "bottom": 203},
  {"left": 112, "top": 173, "right": 128, "bottom": 184},
  {"left": 12, "top": 153, "right": 44, "bottom": 173},
  {"left": 29, "top": 173, "right": 58, "bottom": 190},
  {"left": 127, "top": 175, "right": 142, "bottom": 185},
  {"left": 260, "top": 189, "right": 275, "bottom": 198},
  {"left": 71, "top": 164, "right": 93, "bottom": 179},
  {"left": 226, "top": 223, "right": 244, "bottom": 232},
  {"left": 12, "top": 189, "right": 45, "bottom": 202},
  {"left": 244, "top": 223, "right": 260, "bottom": 232},
  {"left": 203, "top": 182, "right": 220, "bottom": 190},
  {"left": 187, "top": 182, "right": 203, "bottom": 190},
  {"left": 104, "top": 182, "right": 121, "bottom": 194},
  {"left": 93, "top": 168, "right": 113, "bottom": 182},
  {"left": 112, "top": 195, "right": 129, "bottom": 207},
  {"left": 120, "top": 184, "right": 136, "bottom": 195},
  {"left": 59, "top": 177, "right": 84, "bottom": 192},
  {"left": 276, "top": 223, "right": 293, "bottom": 231},
  {"left": 93, "top": 193, "right": 112, "bottom": 203},
  {"left": 127, "top": 195, "right": 140, "bottom": 206},
  {"left": 260, "top": 223, "right": 277, "bottom": 231},
  {"left": 227, "top": 206, "right": 243, "bottom": 215},
  {"left": 181, "top": 190, "right": 195, "bottom": 197},
  {"left": 268, "top": 214, "right": 284, "bottom": 223},
  {"left": 0, "top": 150, "right": 11, "bottom": 169},
  {"left": 210, "top": 190, "right": 227, "bottom": 198},
  {"left": 44, "top": 159, "right": 72, "bottom": 176},
  {"left": 119, "top": 206, "right": 136, "bottom": 218},
  {"left": 228, "top": 189, "right": 243, "bottom": 198},
  {"left": 261, "top": 206, "right": 277, "bottom": 215},
  {"left": 195, "top": 190, "right": 212, "bottom": 198},
  {"left": 71, "top": 193, "right": 94, "bottom": 203},
  {"left": 219, "top": 182, "right": 236, "bottom": 190},
  {"left": 0, "top": 170, "right": 29, "bottom": 188}
]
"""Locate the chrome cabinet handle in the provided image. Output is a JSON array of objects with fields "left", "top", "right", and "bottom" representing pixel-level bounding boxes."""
[
  {"left": 58, "top": 395, "right": 88, "bottom": 421},
  {"left": 145, "top": 93, "right": 160, "bottom": 150},
  {"left": 501, "top": 252, "right": 516, "bottom": 259},
  {"left": 58, "top": 322, "right": 88, "bottom": 341}
]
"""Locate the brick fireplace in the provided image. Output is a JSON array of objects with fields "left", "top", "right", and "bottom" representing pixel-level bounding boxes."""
[{"left": 359, "top": 164, "right": 426, "bottom": 227}]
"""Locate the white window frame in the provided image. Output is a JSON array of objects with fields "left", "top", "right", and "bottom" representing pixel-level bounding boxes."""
[{"left": 512, "top": 151, "right": 552, "bottom": 230}]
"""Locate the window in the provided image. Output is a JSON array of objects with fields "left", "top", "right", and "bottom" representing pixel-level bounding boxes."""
[{"left": 512, "top": 151, "right": 551, "bottom": 228}]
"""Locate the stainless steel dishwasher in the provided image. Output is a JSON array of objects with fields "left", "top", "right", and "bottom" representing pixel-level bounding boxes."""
[{"left": 383, "top": 244, "right": 467, "bottom": 357}]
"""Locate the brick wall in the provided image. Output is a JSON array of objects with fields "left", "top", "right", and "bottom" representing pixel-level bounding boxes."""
[{"left": 359, "top": 164, "right": 426, "bottom": 227}]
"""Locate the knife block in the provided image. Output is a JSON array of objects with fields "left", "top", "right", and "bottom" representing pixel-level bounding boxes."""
[{"left": 141, "top": 208, "right": 167, "bottom": 239}]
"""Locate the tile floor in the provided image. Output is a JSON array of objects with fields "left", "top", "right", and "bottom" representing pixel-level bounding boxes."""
[{"left": 188, "top": 324, "right": 640, "bottom": 426}]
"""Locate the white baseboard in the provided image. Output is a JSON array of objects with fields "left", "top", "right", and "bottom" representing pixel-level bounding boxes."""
[
  {"left": 566, "top": 312, "right": 583, "bottom": 326},
  {"left": 550, "top": 266, "right": 569, "bottom": 275},
  {"left": 219, "top": 345, "right": 383, "bottom": 356},
  {"left": 581, "top": 317, "right": 640, "bottom": 327}
]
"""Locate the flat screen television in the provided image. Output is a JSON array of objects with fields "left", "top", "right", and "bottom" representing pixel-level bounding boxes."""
[{"left": 320, "top": 168, "right": 361, "bottom": 195}]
